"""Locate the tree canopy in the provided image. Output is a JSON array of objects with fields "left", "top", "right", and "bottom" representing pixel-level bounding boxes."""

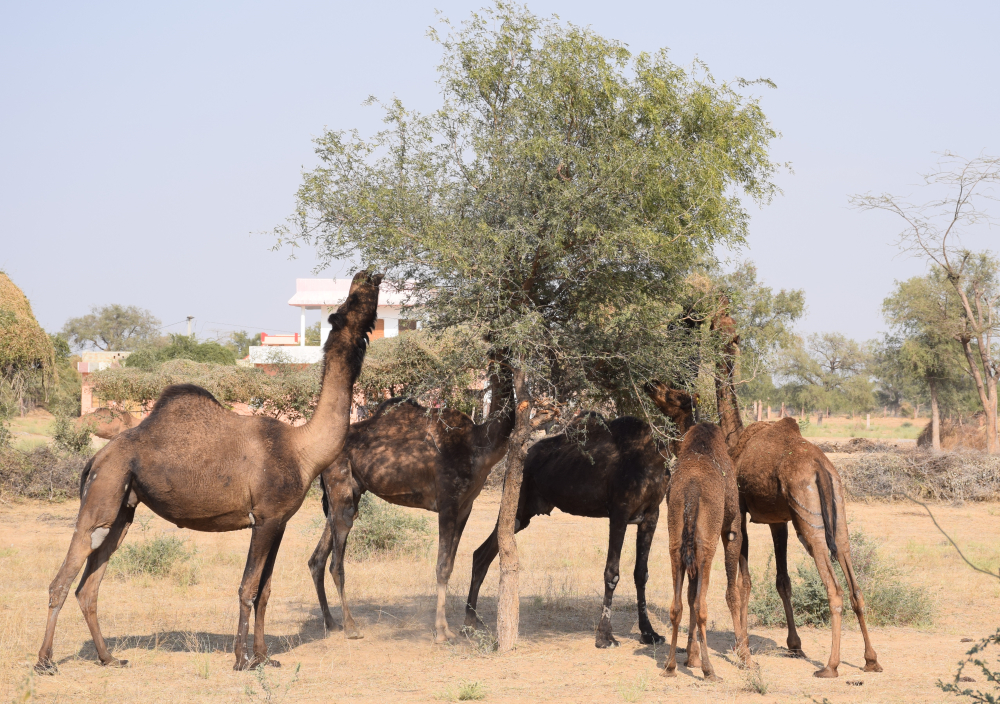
[
  {"left": 60, "top": 304, "right": 161, "bottom": 351},
  {"left": 0, "top": 272, "right": 55, "bottom": 416}
]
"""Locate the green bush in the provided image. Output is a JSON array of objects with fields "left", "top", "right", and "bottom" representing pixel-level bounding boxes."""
[
  {"left": 347, "top": 493, "right": 431, "bottom": 560},
  {"left": 749, "top": 530, "right": 933, "bottom": 629},
  {"left": 0, "top": 445, "right": 85, "bottom": 500},
  {"left": 126, "top": 334, "right": 236, "bottom": 369},
  {"left": 110, "top": 535, "right": 194, "bottom": 579},
  {"left": 51, "top": 414, "right": 92, "bottom": 454}
]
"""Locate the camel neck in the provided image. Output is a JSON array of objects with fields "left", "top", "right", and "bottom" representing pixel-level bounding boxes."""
[
  {"left": 715, "top": 351, "right": 745, "bottom": 452},
  {"left": 477, "top": 361, "right": 516, "bottom": 462}
]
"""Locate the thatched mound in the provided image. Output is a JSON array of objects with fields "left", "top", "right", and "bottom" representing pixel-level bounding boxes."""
[
  {"left": 832, "top": 450, "right": 1000, "bottom": 503},
  {"left": 916, "top": 419, "right": 988, "bottom": 451},
  {"left": 0, "top": 272, "right": 54, "bottom": 375}
]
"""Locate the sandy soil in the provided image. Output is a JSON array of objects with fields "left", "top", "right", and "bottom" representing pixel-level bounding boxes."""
[{"left": 2, "top": 492, "right": 999, "bottom": 703}]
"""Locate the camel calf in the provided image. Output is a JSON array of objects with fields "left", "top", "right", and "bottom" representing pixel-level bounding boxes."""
[
  {"left": 663, "top": 423, "right": 748, "bottom": 681},
  {"left": 75, "top": 408, "right": 137, "bottom": 440}
]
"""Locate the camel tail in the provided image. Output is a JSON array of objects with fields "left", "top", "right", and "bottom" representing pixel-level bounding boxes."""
[
  {"left": 814, "top": 461, "right": 839, "bottom": 562},
  {"left": 680, "top": 490, "right": 700, "bottom": 580},
  {"left": 79, "top": 456, "right": 95, "bottom": 500}
]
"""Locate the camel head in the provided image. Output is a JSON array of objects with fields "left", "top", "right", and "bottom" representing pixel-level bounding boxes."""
[
  {"left": 710, "top": 298, "right": 740, "bottom": 353},
  {"left": 644, "top": 381, "right": 698, "bottom": 433},
  {"left": 322, "top": 269, "right": 384, "bottom": 380}
]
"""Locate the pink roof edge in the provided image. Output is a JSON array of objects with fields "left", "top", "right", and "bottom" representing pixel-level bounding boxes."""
[{"left": 287, "top": 278, "right": 412, "bottom": 307}]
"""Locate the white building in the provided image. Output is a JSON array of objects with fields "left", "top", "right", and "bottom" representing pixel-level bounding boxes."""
[{"left": 247, "top": 278, "right": 417, "bottom": 365}]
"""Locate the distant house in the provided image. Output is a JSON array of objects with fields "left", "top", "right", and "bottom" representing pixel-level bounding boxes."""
[
  {"left": 77, "top": 350, "right": 131, "bottom": 415},
  {"left": 246, "top": 278, "right": 418, "bottom": 366}
]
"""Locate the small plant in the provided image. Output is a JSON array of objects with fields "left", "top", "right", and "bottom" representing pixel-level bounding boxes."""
[
  {"left": 243, "top": 662, "right": 301, "bottom": 704},
  {"left": 195, "top": 655, "right": 211, "bottom": 680},
  {"left": 347, "top": 493, "right": 431, "bottom": 559},
  {"left": 461, "top": 622, "right": 499, "bottom": 655},
  {"left": 797, "top": 418, "right": 811, "bottom": 430},
  {"left": 939, "top": 629, "right": 1000, "bottom": 703},
  {"left": 616, "top": 672, "right": 648, "bottom": 702},
  {"left": 51, "top": 414, "right": 92, "bottom": 454},
  {"left": 458, "top": 681, "right": 487, "bottom": 701},
  {"left": 749, "top": 530, "right": 932, "bottom": 628},
  {"left": 109, "top": 535, "right": 194, "bottom": 579},
  {"left": 743, "top": 666, "right": 770, "bottom": 695}
]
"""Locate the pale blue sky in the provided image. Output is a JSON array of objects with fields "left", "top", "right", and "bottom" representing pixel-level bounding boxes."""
[{"left": 2, "top": 1, "right": 998, "bottom": 343}]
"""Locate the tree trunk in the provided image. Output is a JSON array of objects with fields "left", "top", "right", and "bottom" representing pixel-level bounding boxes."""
[
  {"left": 929, "top": 377, "right": 941, "bottom": 451},
  {"left": 780, "top": 402, "right": 785, "bottom": 418},
  {"left": 496, "top": 366, "right": 533, "bottom": 653}
]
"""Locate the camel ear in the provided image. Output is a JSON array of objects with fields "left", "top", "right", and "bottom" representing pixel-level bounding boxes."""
[{"left": 328, "top": 313, "right": 347, "bottom": 332}]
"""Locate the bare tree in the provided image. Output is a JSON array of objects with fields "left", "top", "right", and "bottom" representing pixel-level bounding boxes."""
[{"left": 853, "top": 153, "right": 1000, "bottom": 453}]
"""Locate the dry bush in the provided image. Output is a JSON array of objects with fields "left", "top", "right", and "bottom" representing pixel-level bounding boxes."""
[
  {"left": 815, "top": 437, "right": 901, "bottom": 454},
  {"left": 0, "top": 445, "right": 85, "bottom": 500},
  {"left": 917, "top": 419, "right": 989, "bottom": 451},
  {"left": 346, "top": 494, "right": 432, "bottom": 560},
  {"left": 834, "top": 450, "right": 1000, "bottom": 502}
]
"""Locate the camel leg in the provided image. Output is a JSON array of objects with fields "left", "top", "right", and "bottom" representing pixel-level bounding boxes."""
[
  {"left": 770, "top": 523, "right": 803, "bottom": 656},
  {"left": 837, "top": 549, "right": 882, "bottom": 672},
  {"left": 693, "top": 565, "right": 720, "bottom": 682},
  {"left": 684, "top": 574, "right": 700, "bottom": 668},
  {"left": 328, "top": 496, "right": 361, "bottom": 639},
  {"left": 234, "top": 521, "right": 285, "bottom": 671},
  {"left": 635, "top": 508, "right": 664, "bottom": 645},
  {"left": 722, "top": 525, "right": 750, "bottom": 666},
  {"left": 661, "top": 548, "right": 684, "bottom": 677},
  {"left": 595, "top": 515, "right": 628, "bottom": 648},
  {"left": 433, "top": 507, "right": 472, "bottom": 643},
  {"left": 738, "top": 510, "right": 751, "bottom": 641},
  {"left": 36, "top": 463, "right": 131, "bottom": 674},
  {"left": 793, "top": 520, "right": 845, "bottom": 678},
  {"left": 465, "top": 511, "right": 531, "bottom": 629},
  {"left": 76, "top": 501, "right": 137, "bottom": 667},
  {"left": 248, "top": 522, "right": 285, "bottom": 669},
  {"left": 307, "top": 517, "right": 336, "bottom": 632}
]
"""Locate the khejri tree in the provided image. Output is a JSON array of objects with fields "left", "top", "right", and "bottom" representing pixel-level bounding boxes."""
[{"left": 275, "top": 2, "right": 782, "bottom": 650}]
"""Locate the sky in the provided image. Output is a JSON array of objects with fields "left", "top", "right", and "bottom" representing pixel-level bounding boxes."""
[{"left": 2, "top": 0, "right": 998, "bottom": 344}]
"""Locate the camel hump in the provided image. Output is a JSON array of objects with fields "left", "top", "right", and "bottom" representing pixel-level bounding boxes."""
[{"left": 150, "top": 384, "right": 223, "bottom": 414}]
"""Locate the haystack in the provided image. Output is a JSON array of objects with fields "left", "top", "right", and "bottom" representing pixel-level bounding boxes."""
[
  {"left": 916, "top": 418, "right": 988, "bottom": 451},
  {"left": 0, "top": 272, "right": 54, "bottom": 378}
]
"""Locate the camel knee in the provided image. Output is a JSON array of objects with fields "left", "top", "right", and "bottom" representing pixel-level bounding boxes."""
[
  {"left": 775, "top": 572, "right": 792, "bottom": 598},
  {"left": 633, "top": 567, "right": 649, "bottom": 586},
  {"left": 604, "top": 567, "right": 620, "bottom": 592}
]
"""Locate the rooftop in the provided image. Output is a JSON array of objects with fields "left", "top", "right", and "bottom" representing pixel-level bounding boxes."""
[{"left": 287, "top": 278, "right": 412, "bottom": 309}]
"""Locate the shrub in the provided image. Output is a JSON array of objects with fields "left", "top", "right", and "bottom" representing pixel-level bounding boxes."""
[
  {"left": 109, "top": 535, "right": 194, "bottom": 579},
  {"left": 0, "top": 445, "right": 86, "bottom": 500},
  {"left": 749, "top": 530, "right": 932, "bottom": 629},
  {"left": 51, "top": 414, "right": 92, "bottom": 454},
  {"left": 834, "top": 451, "right": 1000, "bottom": 502},
  {"left": 347, "top": 493, "right": 431, "bottom": 560},
  {"left": 939, "top": 628, "right": 1000, "bottom": 703}
]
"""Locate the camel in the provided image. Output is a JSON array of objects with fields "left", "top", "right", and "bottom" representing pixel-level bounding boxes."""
[
  {"left": 75, "top": 408, "right": 138, "bottom": 440},
  {"left": 35, "top": 271, "right": 382, "bottom": 674},
  {"left": 712, "top": 309, "right": 882, "bottom": 678},
  {"left": 464, "top": 386, "right": 696, "bottom": 648},
  {"left": 662, "top": 422, "right": 747, "bottom": 681},
  {"left": 307, "top": 358, "right": 516, "bottom": 643}
]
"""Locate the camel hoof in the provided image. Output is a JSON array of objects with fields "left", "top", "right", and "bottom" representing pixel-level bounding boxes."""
[
  {"left": 813, "top": 667, "right": 838, "bottom": 678},
  {"left": 595, "top": 635, "right": 619, "bottom": 649},
  {"left": 100, "top": 658, "right": 129, "bottom": 668},
  {"left": 864, "top": 660, "right": 883, "bottom": 673},
  {"left": 686, "top": 658, "right": 702, "bottom": 670},
  {"left": 245, "top": 655, "right": 280, "bottom": 669},
  {"left": 661, "top": 668, "right": 677, "bottom": 678},
  {"left": 344, "top": 629, "right": 364, "bottom": 640},
  {"left": 434, "top": 630, "right": 456, "bottom": 644},
  {"left": 34, "top": 660, "right": 58, "bottom": 676},
  {"left": 704, "top": 674, "right": 722, "bottom": 683},
  {"left": 640, "top": 632, "right": 666, "bottom": 645},
  {"left": 786, "top": 648, "right": 806, "bottom": 659},
  {"left": 323, "top": 619, "right": 338, "bottom": 633}
]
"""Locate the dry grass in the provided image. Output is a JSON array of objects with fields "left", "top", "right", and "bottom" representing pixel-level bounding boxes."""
[{"left": 2, "top": 494, "right": 1000, "bottom": 702}]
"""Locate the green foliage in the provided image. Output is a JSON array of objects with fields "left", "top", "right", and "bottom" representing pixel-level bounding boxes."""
[
  {"left": 51, "top": 414, "right": 92, "bottom": 454},
  {"left": 749, "top": 531, "right": 933, "bottom": 629},
  {"left": 227, "top": 330, "right": 262, "bottom": 359},
  {"left": 0, "top": 420, "right": 10, "bottom": 449},
  {"left": 775, "top": 333, "right": 875, "bottom": 415},
  {"left": 90, "top": 358, "right": 320, "bottom": 423},
  {"left": 347, "top": 493, "right": 431, "bottom": 560},
  {"left": 304, "top": 322, "right": 321, "bottom": 346},
  {"left": 939, "top": 629, "right": 1000, "bottom": 703},
  {"left": 0, "top": 273, "right": 55, "bottom": 418},
  {"left": 60, "top": 303, "right": 160, "bottom": 351},
  {"left": 457, "top": 682, "right": 487, "bottom": 701},
  {"left": 276, "top": 2, "right": 782, "bottom": 419},
  {"left": 0, "top": 445, "right": 85, "bottom": 500},
  {"left": 125, "top": 334, "right": 236, "bottom": 369},
  {"left": 110, "top": 535, "right": 193, "bottom": 579}
]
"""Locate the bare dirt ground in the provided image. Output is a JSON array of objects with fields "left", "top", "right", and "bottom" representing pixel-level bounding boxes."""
[{"left": 3, "top": 491, "right": 999, "bottom": 703}]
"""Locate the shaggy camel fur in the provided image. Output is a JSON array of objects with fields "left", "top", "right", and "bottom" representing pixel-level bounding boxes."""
[
  {"left": 308, "top": 360, "right": 516, "bottom": 643},
  {"left": 75, "top": 408, "right": 137, "bottom": 440},
  {"left": 35, "top": 271, "right": 382, "bottom": 674},
  {"left": 662, "top": 423, "right": 747, "bottom": 681},
  {"left": 713, "top": 309, "right": 882, "bottom": 678},
  {"left": 465, "top": 387, "right": 695, "bottom": 648}
]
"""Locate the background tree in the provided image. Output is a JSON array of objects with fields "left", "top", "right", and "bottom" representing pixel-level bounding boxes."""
[
  {"left": 0, "top": 272, "right": 55, "bottom": 417},
  {"left": 226, "top": 330, "right": 262, "bottom": 358},
  {"left": 124, "top": 334, "right": 237, "bottom": 369},
  {"left": 883, "top": 273, "right": 969, "bottom": 449},
  {"left": 776, "top": 332, "right": 874, "bottom": 418},
  {"left": 853, "top": 153, "right": 1000, "bottom": 452},
  {"left": 276, "top": 2, "right": 781, "bottom": 650},
  {"left": 60, "top": 303, "right": 161, "bottom": 351}
]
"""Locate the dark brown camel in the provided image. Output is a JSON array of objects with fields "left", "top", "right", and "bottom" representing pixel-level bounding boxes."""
[
  {"left": 35, "top": 271, "right": 382, "bottom": 674},
  {"left": 75, "top": 408, "right": 138, "bottom": 440},
  {"left": 464, "top": 387, "right": 696, "bottom": 648},
  {"left": 662, "top": 422, "right": 747, "bottom": 681},
  {"left": 308, "top": 359, "right": 516, "bottom": 643},
  {"left": 713, "top": 309, "right": 882, "bottom": 678}
]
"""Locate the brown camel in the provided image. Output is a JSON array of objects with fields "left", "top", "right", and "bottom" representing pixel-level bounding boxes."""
[
  {"left": 75, "top": 408, "right": 138, "bottom": 440},
  {"left": 307, "top": 359, "right": 516, "bottom": 643},
  {"left": 662, "top": 422, "right": 747, "bottom": 682},
  {"left": 713, "top": 309, "right": 882, "bottom": 678},
  {"left": 464, "top": 386, "right": 696, "bottom": 648},
  {"left": 35, "top": 271, "right": 382, "bottom": 674}
]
